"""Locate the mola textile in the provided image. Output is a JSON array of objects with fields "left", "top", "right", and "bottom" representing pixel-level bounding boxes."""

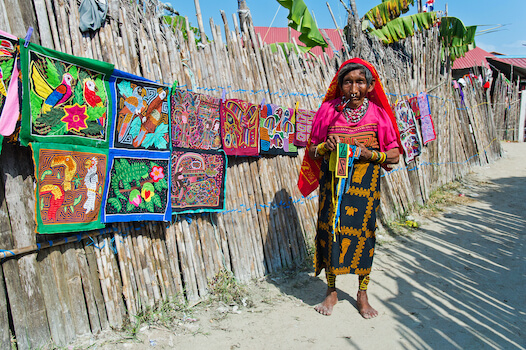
[
  {"left": 109, "top": 69, "right": 170, "bottom": 151},
  {"left": 0, "top": 30, "right": 20, "bottom": 137},
  {"left": 416, "top": 92, "right": 436, "bottom": 144},
  {"left": 260, "top": 103, "right": 297, "bottom": 156},
  {"left": 31, "top": 142, "right": 108, "bottom": 234},
  {"left": 20, "top": 41, "right": 114, "bottom": 147},
  {"left": 407, "top": 96, "right": 421, "bottom": 119},
  {"left": 294, "top": 108, "right": 315, "bottom": 147},
  {"left": 394, "top": 99, "right": 422, "bottom": 162},
  {"left": 171, "top": 89, "right": 222, "bottom": 150},
  {"left": 171, "top": 148, "right": 227, "bottom": 214},
  {"left": 220, "top": 98, "right": 260, "bottom": 156},
  {"left": 102, "top": 149, "right": 171, "bottom": 222}
]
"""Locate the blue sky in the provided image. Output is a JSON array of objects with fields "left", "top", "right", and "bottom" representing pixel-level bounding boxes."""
[{"left": 168, "top": 0, "right": 526, "bottom": 56}]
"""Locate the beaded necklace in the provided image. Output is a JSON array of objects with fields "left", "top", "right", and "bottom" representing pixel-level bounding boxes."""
[{"left": 338, "top": 97, "right": 370, "bottom": 123}]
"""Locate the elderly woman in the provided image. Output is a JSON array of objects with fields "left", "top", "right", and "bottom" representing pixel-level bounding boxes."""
[{"left": 298, "top": 58, "right": 401, "bottom": 318}]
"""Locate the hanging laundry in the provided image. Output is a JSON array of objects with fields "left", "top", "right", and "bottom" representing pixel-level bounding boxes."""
[
  {"left": 171, "top": 149, "right": 227, "bottom": 214},
  {"left": 260, "top": 103, "right": 297, "bottom": 156},
  {"left": 31, "top": 142, "right": 108, "bottom": 234},
  {"left": 0, "top": 30, "right": 20, "bottom": 137},
  {"left": 220, "top": 98, "right": 260, "bottom": 156},
  {"left": 78, "top": 0, "right": 108, "bottom": 32},
  {"left": 109, "top": 69, "right": 170, "bottom": 151},
  {"left": 171, "top": 89, "right": 222, "bottom": 150},
  {"left": 20, "top": 41, "right": 114, "bottom": 147},
  {"left": 294, "top": 108, "right": 315, "bottom": 147},
  {"left": 394, "top": 99, "right": 422, "bottom": 162},
  {"left": 102, "top": 149, "right": 171, "bottom": 222}
]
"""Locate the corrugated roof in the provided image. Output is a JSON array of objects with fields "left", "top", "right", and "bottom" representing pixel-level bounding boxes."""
[
  {"left": 452, "top": 47, "right": 495, "bottom": 70},
  {"left": 492, "top": 56, "right": 526, "bottom": 69},
  {"left": 253, "top": 27, "right": 343, "bottom": 58}
]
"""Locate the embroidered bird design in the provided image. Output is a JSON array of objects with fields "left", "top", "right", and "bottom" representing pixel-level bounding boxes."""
[
  {"left": 31, "top": 62, "right": 73, "bottom": 114},
  {"left": 83, "top": 79, "right": 103, "bottom": 107},
  {"left": 118, "top": 86, "right": 147, "bottom": 142},
  {"left": 39, "top": 184, "right": 65, "bottom": 221},
  {"left": 132, "top": 90, "right": 167, "bottom": 148},
  {"left": 51, "top": 155, "right": 77, "bottom": 192},
  {"left": 83, "top": 157, "right": 99, "bottom": 214}
]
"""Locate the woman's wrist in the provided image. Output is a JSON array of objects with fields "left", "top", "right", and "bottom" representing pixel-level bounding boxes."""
[
  {"left": 314, "top": 142, "right": 327, "bottom": 158},
  {"left": 369, "top": 150, "right": 387, "bottom": 164}
]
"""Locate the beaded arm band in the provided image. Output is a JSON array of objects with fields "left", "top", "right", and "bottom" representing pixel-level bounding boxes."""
[
  {"left": 314, "top": 142, "right": 327, "bottom": 158},
  {"left": 370, "top": 150, "right": 387, "bottom": 164}
]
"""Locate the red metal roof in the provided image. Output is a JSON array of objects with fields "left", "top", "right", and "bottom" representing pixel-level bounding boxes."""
[
  {"left": 452, "top": 47, "right": 495, "bottom": 70},
  {"left": 253, "top": 26, "right": 343, "bottom": 58},
  {"left": 492, "top": 56, "right": 526, "bottom": 69}
]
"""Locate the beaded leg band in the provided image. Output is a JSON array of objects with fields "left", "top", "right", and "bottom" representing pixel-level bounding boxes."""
[
  {"left": 359, "top": 274, "right": 370, "bottom": 291},
  {"left": 326, "top": 271, "right": 336, "bottom": 288}
]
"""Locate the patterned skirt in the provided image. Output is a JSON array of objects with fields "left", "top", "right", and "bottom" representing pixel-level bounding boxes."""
[{"left": 314, "top": 157, "right": 381, "bottom": 276}]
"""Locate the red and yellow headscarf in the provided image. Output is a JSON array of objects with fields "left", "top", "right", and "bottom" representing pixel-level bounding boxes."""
[{"left": 297, "top": 58, "right": 402, "bottom": 197}]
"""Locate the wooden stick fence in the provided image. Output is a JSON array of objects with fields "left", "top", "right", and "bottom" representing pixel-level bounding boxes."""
[{"left": 0, "top": 0, "right": 511, "bottom": 348}]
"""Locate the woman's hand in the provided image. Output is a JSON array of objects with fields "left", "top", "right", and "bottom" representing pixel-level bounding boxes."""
[
  {"left": 354, "top": 140, "right": 372, "bottom": 160},
  {"left": 325, "top": 135, "right": 340, "bottom": 151},
  {"left": 308, "top": 135, "right": 341, "bottom": 159}
]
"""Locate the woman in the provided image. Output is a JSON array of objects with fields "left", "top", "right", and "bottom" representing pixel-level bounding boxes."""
[{"left": 298, "top": 58, "right": 401, "bottom": 319}]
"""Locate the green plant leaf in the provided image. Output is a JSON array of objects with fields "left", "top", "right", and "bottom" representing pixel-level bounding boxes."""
[
  {"left": 126, "top": 201, "right": 135, "bottom": 212},
  {"left": 40, "top": 169, "right": 53, "bottom": 181},
  {"left": 276, "top": 0, "right": 327, "bottom": 48},
  {"left": 45, "top": 57, "right": 62, "bottom": 87},
  {"left": 73, "top": 194, "right": 82, "bottom": 206},
  {"left": 152, "top": 193, "right": 162, "bottom": 208},
  {"left": 48, "top": 121, "right": 68, "bottom": 136},
  {"left": 145, "top": 200, "right": 154, "bottom": 212},
  {"left": 108, "top": 197, "right": 122, "bottom": 212}
]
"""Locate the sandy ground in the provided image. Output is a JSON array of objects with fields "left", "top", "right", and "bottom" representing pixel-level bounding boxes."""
[{"left": 75, "top": 142, "right": 525, "bottom": 350}]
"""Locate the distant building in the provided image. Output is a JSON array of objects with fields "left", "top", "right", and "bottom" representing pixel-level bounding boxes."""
[
  {"left": 253, "top": 27, "right": 344, "bottom": 58},
  {"left": 452, "top": 47, "right": 494, "bottom": 80}
]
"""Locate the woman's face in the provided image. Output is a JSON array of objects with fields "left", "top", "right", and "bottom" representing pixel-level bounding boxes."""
[{"left": 340, "top": 69, "right": 375, "bottom": 109}]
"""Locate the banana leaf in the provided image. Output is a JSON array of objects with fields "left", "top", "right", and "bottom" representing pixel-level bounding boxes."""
[
  {"left": 369, "top": 12, "right": 437, "bottom": 44},
  {"left": 364, "top": 0, "right": 415, "bottom": 29},
  {"left": 277, "top": 0, "right": 327, "bottom": 48}
]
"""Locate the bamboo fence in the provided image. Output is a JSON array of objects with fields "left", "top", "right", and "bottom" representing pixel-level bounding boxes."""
[{"left": 0, "top": 0, "right": 512, "bottom": 348}]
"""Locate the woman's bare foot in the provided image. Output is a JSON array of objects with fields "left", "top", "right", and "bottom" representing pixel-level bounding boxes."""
[
  {"left": 314, "top": 287, "right": 338, "bottom": 316},
  {"left": 356, "top": 290, "right": 378, "bottom": 319}
]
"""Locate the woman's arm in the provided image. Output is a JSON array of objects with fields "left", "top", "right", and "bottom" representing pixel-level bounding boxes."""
[
  {"left": 355, "top": 140, "right": 399, "bottom": 164},
  {"left": 308, "top": 135, "right": 341, "bottom": 160}
]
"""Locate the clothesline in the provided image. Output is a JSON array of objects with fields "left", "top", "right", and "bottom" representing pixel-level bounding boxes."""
[{"left": 175, "top": 84, "right": 327, "bottom": 100}]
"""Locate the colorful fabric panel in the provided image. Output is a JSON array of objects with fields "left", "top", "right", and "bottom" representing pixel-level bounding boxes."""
[
  {"left": 416, "top": 92, "right": 436, "bottom": 144},
  {"left": 260, "top": 104, "right": 297, "bottom": 156},
  {"left": 20, "top": 41, "right": 114, "bottom": 147},
  {"left": 171, "top": 149, "right": 227, "bottom": 214},
  {"left": 171, "top": 89, "right": 222, "bottom": 150},
  {"left": 220, "top": 98, "right": 260, "bottom": 156},
  {"left": 102, "top": 149, "right": 171, "bottom": 222},
  {"left": 394, "top": 100, "right": 422, "bottom": 162},
  {"left": 294, "top": 108, "right": 315, "bottom": 147},
  {"left": 420, "top": 114, "right": 436, "bottom": 145},
  {"left": 31, "top": 142, "right": 108, "bottom": 234},
  {"left": 109, "top": 70, "right": 170, "bottom": 151},
  {"left": 407, "top": 96, "right": 421, "bottom": 120},
  {"left": 0, "top": 30, "right": 20, "bottom": 137}
]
